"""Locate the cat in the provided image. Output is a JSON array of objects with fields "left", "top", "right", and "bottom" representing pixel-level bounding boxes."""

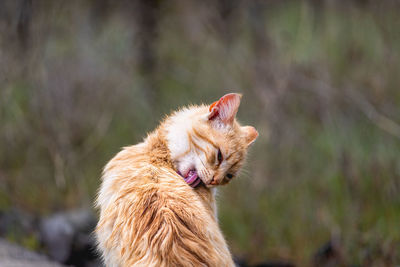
[{"left": 95, "top": 93, "right": 258, "bottom": 267}]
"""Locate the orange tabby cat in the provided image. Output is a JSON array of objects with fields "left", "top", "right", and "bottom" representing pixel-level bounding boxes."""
[{"left": 95, "top": 93, "right": 258, "bottom": 266}]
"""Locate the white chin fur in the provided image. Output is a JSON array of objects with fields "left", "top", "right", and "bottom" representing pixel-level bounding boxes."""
[
  {"left": 166, "top": 107, "right": 202, "bottom": 172},
  {"left": 166, "top": 106, "right": 214, "bottom": 184}
]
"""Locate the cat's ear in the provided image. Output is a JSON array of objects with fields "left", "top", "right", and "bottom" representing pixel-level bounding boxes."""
[
  {"left": 242, "top": 126, "right": 258, "bottom": 146},
  {"left": 208, "top": 93, "right": 242, "bottom": 125}
]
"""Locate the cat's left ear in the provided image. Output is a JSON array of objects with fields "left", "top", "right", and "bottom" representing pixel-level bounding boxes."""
[
  {"left": 208, "top": 93, "right": 242, "bottom": 125},
  {"left": 242, "top": 126, "right": 258, "bottom": 146}
]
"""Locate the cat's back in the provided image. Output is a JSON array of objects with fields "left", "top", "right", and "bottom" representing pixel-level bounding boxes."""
[
  {"left": 96, "top": 143, "right": 231, "bottom": 267},
  {"left": 99, "top": 141, "right": 211, "bottom": 221}
]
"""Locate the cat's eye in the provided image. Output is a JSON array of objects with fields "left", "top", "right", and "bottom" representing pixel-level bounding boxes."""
[
  {"left": 217, "top": 149, "right": 223, "bottom": 164},
  {"left": 226, "top": 173, "right": 233, "bottom": 179}
]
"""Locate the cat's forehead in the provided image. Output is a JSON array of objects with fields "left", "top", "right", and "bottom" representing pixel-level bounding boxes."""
[
  {"left": 167, "top": 104, "right": 247, "bottom": 149},
  {"left": 202, "top": 120, "right": 246, "bottom": 149}
]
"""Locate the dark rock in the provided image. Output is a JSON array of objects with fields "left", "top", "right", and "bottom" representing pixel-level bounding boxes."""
[
  {"left": 313, "top": 239, "right": 345, "bottom": 267},
  {"left": 40, "top": 213, "right": 74, "bottom": 262},
  {"left": 0, "top": 238, "right": 64, "bottom": 267},
  {"left": 39, "top": 208, "right": 100, "bottom": 267}
]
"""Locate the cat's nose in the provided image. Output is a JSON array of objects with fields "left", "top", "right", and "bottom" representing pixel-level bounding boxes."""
[{"left": 210, "top": 176, "right": 218, "bottom": 185}]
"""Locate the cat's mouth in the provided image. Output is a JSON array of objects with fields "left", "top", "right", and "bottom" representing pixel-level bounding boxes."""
[{"left": 179, "top": 169, "right": 202, "bottom": 188}]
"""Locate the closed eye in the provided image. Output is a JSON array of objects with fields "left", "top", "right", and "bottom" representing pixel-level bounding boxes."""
[{"left": 217, "top": 149, "right": 223, "bottom": 165}]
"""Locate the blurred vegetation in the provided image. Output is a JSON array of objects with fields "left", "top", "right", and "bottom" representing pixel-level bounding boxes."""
[{"left": 1, "top": 0, "right": 400, "bottom": 265}]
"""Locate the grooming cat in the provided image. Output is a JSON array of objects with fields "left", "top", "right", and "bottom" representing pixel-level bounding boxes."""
[{"left": 95, "top": 93, "right": 258, "bottom": 266}]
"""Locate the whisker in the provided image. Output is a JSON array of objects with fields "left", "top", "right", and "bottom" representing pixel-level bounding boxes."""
[{"left": 194, "top": 149, "right": 206, "bottom": 169}]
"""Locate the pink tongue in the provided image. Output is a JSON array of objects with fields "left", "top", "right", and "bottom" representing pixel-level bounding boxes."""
[
  {"left": 184, "top": 170, "right": 200, "bottom": 187},
  {"left": 191, "top": 177, "right": 201, "bottom": 187}
]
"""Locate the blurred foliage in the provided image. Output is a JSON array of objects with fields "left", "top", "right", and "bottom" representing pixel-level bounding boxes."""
[{"left": 1, "top": 0, "right": 400, "bottom": 265}]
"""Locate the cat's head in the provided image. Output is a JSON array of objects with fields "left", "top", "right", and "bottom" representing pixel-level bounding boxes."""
[{"left": 165, "top": 93, "right": 258, "bottom": 188}]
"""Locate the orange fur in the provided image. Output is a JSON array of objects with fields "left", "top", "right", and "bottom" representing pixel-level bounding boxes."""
[{"left": 95, "top": 94, "right": 258, "bottom": 266}]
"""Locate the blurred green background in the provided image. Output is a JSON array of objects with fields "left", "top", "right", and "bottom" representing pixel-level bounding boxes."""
[{"left": 1, "top": 0, "right": 400, "bottom": 266}]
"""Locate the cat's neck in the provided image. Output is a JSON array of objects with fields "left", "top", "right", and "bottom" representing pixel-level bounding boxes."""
[{"left": 144, "top": 127, "right": 175, "bottom": 169}]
